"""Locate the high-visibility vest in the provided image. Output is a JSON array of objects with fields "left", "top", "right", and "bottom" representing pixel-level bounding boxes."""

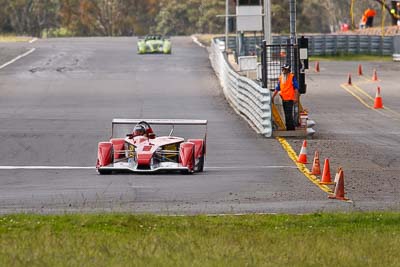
[
  {"left": 365, "top": 9, "right": 376, "bottom": 18},
  {"left": 279, "top": 73, "right": 296, "bottom": 101}
]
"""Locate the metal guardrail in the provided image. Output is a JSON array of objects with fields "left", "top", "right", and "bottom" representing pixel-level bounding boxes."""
[
  {"left": 223, "top": 34, "right": 395, "bottom": 56},
  {"left": 209, "top": 39, "right": 272, "bottom": 137},
  {"left": 394, "top": 35, "right": 400, "bottom": 61}
]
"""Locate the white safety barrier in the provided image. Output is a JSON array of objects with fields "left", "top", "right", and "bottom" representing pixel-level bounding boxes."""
[{"left": 209, "top": 39, "right": 272, "bottom": 137}]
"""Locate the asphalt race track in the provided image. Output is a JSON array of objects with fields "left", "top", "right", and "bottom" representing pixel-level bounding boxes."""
[{"left": 0, "top": 37, "right": 399, "bottom": 214}]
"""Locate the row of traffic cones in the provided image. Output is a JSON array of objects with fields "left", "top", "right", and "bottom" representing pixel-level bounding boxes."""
[
  {"left": 316, "top": 61, "right": 379, "bottom": 82},
  {"left": 347, "top": 70, "right": 383, "bottom": 109},
  {"left": 357, "top": 64, "right": 378, "bottom": 79},
  {"left": 347, "top": 68, "right": 378, "bottom": 85},
  {"left": 315, "top": 61, "right": 378, "bottom": 81},
  {"left": 297, "top": 140, "right": 348, "bottom": 200}
]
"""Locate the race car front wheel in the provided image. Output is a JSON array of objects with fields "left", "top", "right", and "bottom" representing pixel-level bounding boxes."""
[
  {"left": 197, "top": 154, "right": 204, "bottom": 172},
  {"left": 98, "top": 169, "right": 112, "bottom": 175}
]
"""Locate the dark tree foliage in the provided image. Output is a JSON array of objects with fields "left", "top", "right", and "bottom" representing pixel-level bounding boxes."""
[{"left": 0, "top": 0, "right": 394, "bottom": 36}]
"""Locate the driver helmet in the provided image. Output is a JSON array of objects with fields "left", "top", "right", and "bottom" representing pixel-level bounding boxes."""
[{"left": 133, "top": 124, "right": 146, "bottom": 136}]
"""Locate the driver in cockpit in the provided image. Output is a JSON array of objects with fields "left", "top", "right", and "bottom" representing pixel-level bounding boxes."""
[{"left": 132, "top": 124, "right": 146, "bottom": 137}]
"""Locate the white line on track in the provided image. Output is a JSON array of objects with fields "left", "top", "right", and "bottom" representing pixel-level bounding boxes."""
[
  {"left": 0, "top": 48, "right": 36, "bottom": 70},
  {"left": 0, "top": 165, "right": 296, "bottom": 170},
  {"left": 206, "top": 166, "right": 297, "bottom": 170},
  {"left": 29, "top": 37, "right": 38, "bottom": 43},
  {"left": 0, "top": 166, "right": 94, "bottom": 170}
]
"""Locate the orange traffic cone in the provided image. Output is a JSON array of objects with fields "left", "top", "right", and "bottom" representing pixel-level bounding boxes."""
[
  {"left": 311, "top": 151, "right": 321, "bottom": 175},
  {"left": 358, "top": 64, "right": 363, "bottom": 76},
  {"left": 333, "top": 167, "right": 343, "bottom": 184},
  {"left": 329, "top": 169, "right": 349, "bottom": 200},
  {"left": 372, "top": 69, "right": 378, "bottom": 81},
  {"left": 297, "top": 140, "right": 309, "bottom": 164},
  {"left": 347, "top": 73, "right": 352, "bottom": 85},
  {"left": 374, "top": 86, "right": 383, "bottom": 109},
  {"left": 315, "top": 61, "right": 320, "bottom": 72},
  {"left": 320, "top": 158, "right": 334, "bottom": 185}
]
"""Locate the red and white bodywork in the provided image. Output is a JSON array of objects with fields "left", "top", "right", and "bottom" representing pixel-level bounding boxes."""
[{"left": 96, "top": 119, "right": 207, "bottom": 174}]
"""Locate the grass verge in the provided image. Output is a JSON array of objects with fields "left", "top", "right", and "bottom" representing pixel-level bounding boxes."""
[
  {"left": 194, "top": 35, "right": 394, "bottom": 63},
  {"left": 310, "top": 54, "right": 393, "bottom": 62},
  {"left": 1, "top": 212, "right": 400, "bottom": 266},
  {"left": 0, "top": 35, "right": 32, "bottom": 43}
]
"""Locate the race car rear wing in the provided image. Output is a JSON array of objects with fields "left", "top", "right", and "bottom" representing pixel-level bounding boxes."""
[
  {"left": 112, "top": 119, "right": 207, "bottom": 125},
  {"left": 111, "top": 119, "right": 208, "bottom": 138}
]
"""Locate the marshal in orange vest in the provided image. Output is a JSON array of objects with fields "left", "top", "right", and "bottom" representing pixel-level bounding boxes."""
[{"left": 277, "top": 73, "right": 297, "bottom": 101}]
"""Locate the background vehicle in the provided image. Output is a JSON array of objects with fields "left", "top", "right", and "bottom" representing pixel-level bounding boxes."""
[
  {"left": 96, "top": 119, "right": 207, "bottom": 174},
  {"left": 137, "top": 35, "right": 172, "bottom": 54}
]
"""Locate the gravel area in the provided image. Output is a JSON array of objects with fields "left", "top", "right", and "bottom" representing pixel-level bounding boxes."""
[{"left": 285, "top": 60, "right": 400, "bottom": 210}]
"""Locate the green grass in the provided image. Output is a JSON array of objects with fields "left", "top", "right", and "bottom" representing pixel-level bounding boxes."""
[
  {"left": 310, "top": 54, "right": 393, "bottom": 62},
  {"left": 1, "top": 212, "right": 400, "bottom": 266},
  {"left": 0, "top": 35, "right": 32, "bottom": 43},
  {"left": 194, "top": 35, "right": 393, "bottom": 63}
]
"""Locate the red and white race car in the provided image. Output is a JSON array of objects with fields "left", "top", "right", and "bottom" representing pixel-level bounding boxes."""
[{"left": 96, "top": 119, "right": 207, "bottom": 174}]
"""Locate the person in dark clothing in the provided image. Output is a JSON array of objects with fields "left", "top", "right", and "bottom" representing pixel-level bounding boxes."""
[{"left": 272, "top": 64, "right": 299, "bottom": 131}]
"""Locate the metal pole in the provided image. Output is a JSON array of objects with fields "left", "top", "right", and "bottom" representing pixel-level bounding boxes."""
[
  {"left": 289, "top": 0, "right": 296, "bottom": 45},
  {"left": 261, "top": 40, "right": 267, "bottom": 88},
  {"left": 264, "top": 0, "right": 272, "bottom": 44},
  {"left": 289, "top": 0, "right": 297, "bottom": 73},
  {"left": 225, "top": 0, "right": 229, "bottom": 51},
  {"left": 289, "top": 0, "right": 299, "bottom": 126}
]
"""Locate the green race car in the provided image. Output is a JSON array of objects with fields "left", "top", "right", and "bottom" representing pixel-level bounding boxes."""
[{"left": 137, "top": 35, "right": 171, "bottom": 54}]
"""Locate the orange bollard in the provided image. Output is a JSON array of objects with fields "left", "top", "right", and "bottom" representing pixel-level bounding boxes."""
[
  {"left": 333, "top": 167, "right": 343, "bottom": 184},
  {"left": 358, "top": 64, "right": 363, "bottom": 76},
  {"left": 297, "top": 140, "right": 309, "bottom": 164},
  {"left": 315, "top": 61, "right": 320, "bottom": 72},
  {"left": 374, "top": 86, "right": 383, "bottom": 109},
  {"left": 372, "top": 69, "right": 378, "bottom": 81},
  {"left": 347, "top": 73, "right": 352, "bottom": 85},
  {"left": 329, "top": 169, "right": 349, "bottom": 200},
  {"left": 311, "top": 151, "right": 321, "bottom": 175},
  {"left": 320, "top": 158, "right": 334, "bottom": 185}
]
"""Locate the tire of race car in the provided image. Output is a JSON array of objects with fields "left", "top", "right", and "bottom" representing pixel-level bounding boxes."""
[
  {"left": 180, "top": 169, "right": 192, "bottom": 175},
  {"left": 199, "top": 141, "right": 206, "bottom": 172},
  {"left": 98, "top": 169, "right": 112, "bottom": 175},
  {"left": 197, "top": 154, "right": 204, "bottom": 172},
  {"left": 189, "top": 147, "right": 195, "bottom": 174}
]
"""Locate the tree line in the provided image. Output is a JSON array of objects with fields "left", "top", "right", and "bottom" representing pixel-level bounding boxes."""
[
  {"left": 0, "top": 0, "right": 226, "bottom": 37},
  {"left": 0, "top": 0, "right": 394, "bottom": 37}
]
